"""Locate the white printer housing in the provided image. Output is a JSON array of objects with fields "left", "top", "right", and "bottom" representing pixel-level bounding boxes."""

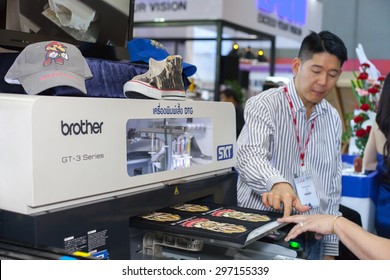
[{"left": 0, "top": 94, "right": 236, "bottom": 214}]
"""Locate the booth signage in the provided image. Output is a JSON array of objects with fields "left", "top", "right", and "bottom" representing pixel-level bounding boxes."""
[
  {"left": 135, "top": 0, "right": 188, "bottom": 13},
  {"left": 257, "top": 0, "right": 307, "bottom": 25},
  {"left": 133, "top": 0, "right": 222, "bottom": 22},
  {"left": 256, "top": 0, "right": 305, "bottom": 36},
  {"left": 258, "top": 12, "right": 302, "bottom": 36},
  {"left": 133, "top": 0, "right": 321, "bottom": 41}
]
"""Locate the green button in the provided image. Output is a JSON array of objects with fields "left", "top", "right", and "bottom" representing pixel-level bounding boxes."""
[{"left": 289, "top": 241, "right": 301, "bottom": 249}]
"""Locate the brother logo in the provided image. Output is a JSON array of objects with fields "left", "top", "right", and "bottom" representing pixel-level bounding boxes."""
[
  {"left": 217, "top": 144, "right": 233, "bottom": 161},
  {"left": 61, "top": 120, "right": 103, "bottom": 136}
]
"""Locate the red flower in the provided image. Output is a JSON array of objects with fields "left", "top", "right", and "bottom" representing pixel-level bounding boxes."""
[
  {"left": 353, "top": 115, "right": 364, "bottom": 123},
  {"left": 368, "top": 86, "right": 380, "bottom": 95},
  {"left": 355, "top": 128, "right": 367, "bottom": 138},
  {"left": 347, "top": 62, "right": 384, "bottom": 158},
  {"left": 358, "top": 72, "right": 369, "bottom": 80},
  {"left": 360, "top": 103, "right": 370, "bottom": 111}
]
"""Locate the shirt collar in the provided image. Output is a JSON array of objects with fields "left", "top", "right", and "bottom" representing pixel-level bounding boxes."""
[{"left": 286, "top": 79, "right": 328, "bottom": 116}]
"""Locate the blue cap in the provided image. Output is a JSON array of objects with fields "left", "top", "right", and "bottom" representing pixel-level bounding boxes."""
[{"left": 127, "top": 39, "right": 197, "bottom": 77}]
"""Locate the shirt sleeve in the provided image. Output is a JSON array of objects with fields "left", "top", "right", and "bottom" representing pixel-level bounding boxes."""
[{"left": 235, "top": 95, "right": 289, "bottom": 194}]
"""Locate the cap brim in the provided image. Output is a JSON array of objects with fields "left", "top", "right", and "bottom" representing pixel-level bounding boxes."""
[
  {"left": 128, "top": 39, "right": 170, "bottom": 63},
  {"left": 4, "top": 76, "right": 21, "bottom": 85},
  {"left": 182, "top": 62, "right": 197, "bottom": 77},
  {"left": 17, "top": 70, "right": 88, "bottom": 95}
]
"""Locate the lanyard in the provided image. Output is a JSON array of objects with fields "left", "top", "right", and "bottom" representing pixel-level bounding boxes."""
[{"left": 283, "top": 87, "right": 316, "bottom": 167}]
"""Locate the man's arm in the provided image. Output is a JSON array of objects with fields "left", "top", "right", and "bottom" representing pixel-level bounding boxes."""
[{"left": 236, "top": 96, "right": 287, "bottom": 194}]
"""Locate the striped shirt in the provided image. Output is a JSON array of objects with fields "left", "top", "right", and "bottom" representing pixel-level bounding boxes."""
[{"left": 236, "top": 79, "right": 342, "bottom": 256}]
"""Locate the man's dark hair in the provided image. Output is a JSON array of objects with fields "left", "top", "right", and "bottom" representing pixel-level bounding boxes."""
[
  {"left": 298, "top": 31, "right": 348, "bottom": 66},
  {"left": 220, "top": 88, "right": 240, "bottom": 104},
  {"left": 376, "top": 73, "right": 390, "bottom": 174}
]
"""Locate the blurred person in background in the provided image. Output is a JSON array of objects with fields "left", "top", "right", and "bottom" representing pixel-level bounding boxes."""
[
  {"left": 363, "top": 73, "right": 390, "bottom": 238},
  {"left": 219, "top": 88, "right": 245, "bottom": 139}
]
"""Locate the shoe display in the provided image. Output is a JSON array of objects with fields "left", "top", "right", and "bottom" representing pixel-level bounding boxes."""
[
  {"left": 127, "top": 38, "right": 197, "bottom": 78},
  {"left": 124, "top": 55, "right": 186, "bottom": 100}
]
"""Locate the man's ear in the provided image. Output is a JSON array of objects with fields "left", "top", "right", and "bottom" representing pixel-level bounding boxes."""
[{"left": 292, "top": 57, "right": 301, "bottom": 75}]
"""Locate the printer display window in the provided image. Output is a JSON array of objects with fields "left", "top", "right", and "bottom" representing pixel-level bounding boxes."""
[{"left": 126, "top": 117, "right": 213, "bottom": 176}]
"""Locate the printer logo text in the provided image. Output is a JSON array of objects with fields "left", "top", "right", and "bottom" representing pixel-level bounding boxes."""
[
  {"left": 217, "top": 144, "right": 233, "bottom": 161},
  {"left": 61, "top": 120, "right": 104, "bottom": 136}
]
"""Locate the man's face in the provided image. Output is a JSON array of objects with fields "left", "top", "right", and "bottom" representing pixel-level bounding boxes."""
[
  {"left": 292, "top": 52, "right": 342, "bottom": 107},
  {"left": 219, "top": 93, "right": 229, "bottom": 102},
  {"left": 220, "top": 93, "right": 236, "bottom": 104}
]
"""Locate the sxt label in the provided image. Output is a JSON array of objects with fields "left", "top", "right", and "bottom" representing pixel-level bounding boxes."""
[{"left": 217, "top": 144, "right": 233, "bottom": 161}]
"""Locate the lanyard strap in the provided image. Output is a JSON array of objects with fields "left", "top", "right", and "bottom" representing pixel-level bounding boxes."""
[{"left": 283, "top": 87, "right": 316, "bottom": 166}]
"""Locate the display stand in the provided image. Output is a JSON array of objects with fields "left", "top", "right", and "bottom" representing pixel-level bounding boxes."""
[{"left": 341, "top": 155, "right": 380, "bottom": 233}]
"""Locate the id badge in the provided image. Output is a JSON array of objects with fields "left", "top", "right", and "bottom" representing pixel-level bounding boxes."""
[{"left": 294, "top": 173, "right": 319, "bottom": 208}]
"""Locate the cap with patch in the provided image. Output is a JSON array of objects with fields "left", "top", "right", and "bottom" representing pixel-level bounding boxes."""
[
  {"left": 127, "top": 38, "right": 197, "bottom": 77},
  {"left": 5, "top": 41, "right": 92, "bottom": 95}
]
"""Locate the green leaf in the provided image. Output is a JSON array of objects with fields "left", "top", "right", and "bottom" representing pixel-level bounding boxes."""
[
  {"left": 351, "top": 81, "right": 362, "bottom": 106},
  {"left": 357, "top": 78, "right": 364, "bottom": 89}
]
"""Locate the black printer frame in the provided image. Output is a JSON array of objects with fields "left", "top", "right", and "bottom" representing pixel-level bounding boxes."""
[{"left": 0, "top": 171, "right": 237, "bottom": 260}]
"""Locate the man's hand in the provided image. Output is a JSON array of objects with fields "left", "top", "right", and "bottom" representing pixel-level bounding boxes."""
[{"left": 261, "top": 182, "right": 311, "bottom": 217}]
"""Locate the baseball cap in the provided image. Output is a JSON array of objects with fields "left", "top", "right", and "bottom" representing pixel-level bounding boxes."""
[
  {"left": 5, "top": 41, "right": 93, "bottom": 95},
  {"left": 127, "top": 38, "right": 197, "bottom": 77}
]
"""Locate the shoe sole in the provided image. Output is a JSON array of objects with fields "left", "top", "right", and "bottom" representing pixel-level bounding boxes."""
[
  {"left": 161, "top": 94, "right": 186, "bottom": 101},
  {"left": 124, "top": 91, "right": 155, "bottom": 99},
  {"left": 124, "top": 80, "right": 186, "bottom": 100}
]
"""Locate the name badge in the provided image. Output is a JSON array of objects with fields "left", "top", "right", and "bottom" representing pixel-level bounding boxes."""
[{"left": 294, "top": 174, "right": 319, "bottom": 208}]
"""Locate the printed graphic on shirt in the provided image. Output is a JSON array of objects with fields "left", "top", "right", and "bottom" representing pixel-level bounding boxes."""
[
  {"left": 140, "top": 212, "right": 181, "bottom": 222},
  {"left": 171, "top": 203, "right": 210, "bottom": 212},
  {"left": 210, "top": 209, "right": 271, "bottom": 222},
  {"left": 130, "top": 201, "right": 286, "bottom": 247},
  {"left": 181, "top": 217, "right": 247, "bottom": 234}
]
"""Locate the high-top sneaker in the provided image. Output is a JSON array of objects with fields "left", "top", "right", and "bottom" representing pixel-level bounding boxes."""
[{"left": 124, "top": 55, "right": 186, "bottom": 100}]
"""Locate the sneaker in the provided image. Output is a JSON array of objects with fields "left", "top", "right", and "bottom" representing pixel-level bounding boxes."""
[{"left": 124, "top": 55, "right": 186, "bottom": 100}]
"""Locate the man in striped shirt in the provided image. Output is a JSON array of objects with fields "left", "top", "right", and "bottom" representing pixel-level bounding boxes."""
[{"left": 236, "top": 31, "right": 348, "bottom": 259}]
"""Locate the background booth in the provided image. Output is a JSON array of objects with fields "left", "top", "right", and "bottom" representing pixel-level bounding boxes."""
[{"left": 134, "top": 19, "right": 276, "bottom": 101}]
